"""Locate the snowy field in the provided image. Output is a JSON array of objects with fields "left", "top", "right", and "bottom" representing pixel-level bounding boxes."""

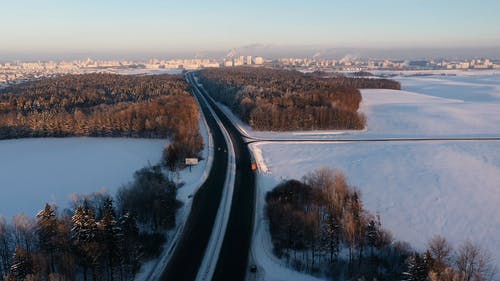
[
  {"left": 0, "top": 137, "right": 167, "bottom": 219},
  {"left": 133, "top": 114, "right": 212, "bottom": 281},
  {"left": 215, "top": 70, "right": 500, "bottom": 140},
  {"left": 361, "top": 71, "right": 500, "bottom": 137},
  {"left": 251, "top": 141, "right": 500, "bottom": 269},
  {"left": 359, "top": 88, "right": 500, "bottom": 137},
  {"left": 244, "top": 72, "right": 500, "bottom": 280},
  {"left": 0, "top": 110, "right": 211, "bottom": 280}
]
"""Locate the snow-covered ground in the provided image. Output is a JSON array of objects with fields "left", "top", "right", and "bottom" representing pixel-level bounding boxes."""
[
  {"left": 215, "top": 71, "right": 500, "bottom": 140},
  {"left": 0, "top": 74, "right": 212, "bottom": 279},
  {"left": 134, "top": 110, "right": 213, "bottom": 281},
  {"left": 249, "top": 155, "right": 329, "bottom": 281},
  {"left": 361, "top": 71, "right": 500, "bottom": 137},
  {"left": 215, "top": 101, "right": 355, "bottom": 140},
  {"left": 0, "top": 108, "right": 213, "bottom": 280},
  {"left": 251, "top": 140, "right": 500, "bottom": 265},
  {"left": 374, "top": 69, "right": 500, "bottom": 77},
  {"left": 0, "top": 137, "right": 166, "bottom": 219},
  {"left": 242, "top": 72, "right": 500, "bottom": 280},
  {"left": 359, "top": 88, "right": 500, "bottom": 137}
]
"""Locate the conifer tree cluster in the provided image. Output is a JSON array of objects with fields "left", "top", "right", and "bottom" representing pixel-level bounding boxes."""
[
  {"left": 0, "top": 166, "right": 180, "bottom": 281},
  {"left": 266, "top": 168, "right": 404, "bottom": 280},
  {"left": 0, "top": 201, "right": 140, "bottom": 281},
  {"left": 0, "top": 73, "right": 203, "bottom": 166},
  {"left": 266, "top": 168, "right": 496, "bottom": 281},
  {"left": 404, "top": 237, "right": 496, "bottom": 281}
]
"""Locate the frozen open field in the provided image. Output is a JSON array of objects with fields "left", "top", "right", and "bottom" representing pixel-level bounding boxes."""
[
  {"left": 0, "top": 137, "right": 166, "bottom": 219},
  {"left": 0, "top": 110, "right": 212, "bottom": 280},
  {"left": 361, "top": 71, "right": 500, "bottom": 137},
  {"left": 252, "top": 140, "right": 500, "bottom": 263},
  {"left": 214, "top": 71, "right": 500, "bottom": 140},
  {"left": 246, "top": 71, "right": 500, "bottom": 279}
]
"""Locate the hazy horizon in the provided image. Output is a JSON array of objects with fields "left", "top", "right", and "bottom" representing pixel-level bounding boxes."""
[
  {"left": 2, "top": 45, "right": 500, "bottom": 62},
  {"left": 1, "top": 0, "right": 500, "bottom": 61}
]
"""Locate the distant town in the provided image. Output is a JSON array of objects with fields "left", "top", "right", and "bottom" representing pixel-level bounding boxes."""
[{"left": 1, "top": 55, "right": 499, "bottom": 88}]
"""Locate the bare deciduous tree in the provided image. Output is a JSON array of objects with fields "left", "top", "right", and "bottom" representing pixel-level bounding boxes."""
[
  {"left": 455, "top": 240, "right": 496, "bottom": 281},
  {"left": 11, "top": 215, "right": 35, "bottom": 256},
  {"left": 0, "top": 216, "right": 13, "bottom": 277},
  {"left": 428, "top": 235, "right": 453, "bottom": 277}
]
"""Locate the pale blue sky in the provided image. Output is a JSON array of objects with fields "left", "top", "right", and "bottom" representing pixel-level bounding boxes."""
[{"left": 1, "top": 0, "right": 499, "bottom": 59}]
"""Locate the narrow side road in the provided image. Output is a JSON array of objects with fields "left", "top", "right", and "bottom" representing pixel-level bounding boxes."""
[{"left": 246, "top": 136, "right": 500, "bottom": 144}]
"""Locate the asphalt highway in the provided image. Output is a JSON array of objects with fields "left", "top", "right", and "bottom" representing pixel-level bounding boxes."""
[
  {"left": 161, "top": 73, "right": 255, "bottom": 281},
  {"left": 160, "top": 74, "right": 230, "bottom": 281}
]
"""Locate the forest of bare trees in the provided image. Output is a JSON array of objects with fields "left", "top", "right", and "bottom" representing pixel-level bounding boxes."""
[
  {"left": 198, "top": 67, "right": 399, "bottom": 131},
  {"left": 266, "top": 168, "right": 405, "bottom": 280},
  {"left": 0, "top": 73, "right": 203, "bottom": 164},
  {"left": 406, "top": 236, "right": 496, "bottom": 281},
  {"left": 266, "top": 168, "right": 495, "bottom": 281},
  {"left": 0, "top": 166, "right": 180, "bottom": 281}
]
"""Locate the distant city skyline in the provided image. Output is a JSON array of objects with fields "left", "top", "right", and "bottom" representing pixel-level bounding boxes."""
[{"left": 2, "top": 0, "right": 500, "bottom": 60}]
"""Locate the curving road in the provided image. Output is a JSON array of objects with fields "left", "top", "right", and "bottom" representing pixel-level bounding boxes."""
[
  {"left": 159, "top": 70, "right": 500, "bottom": 281},
  {"left": 160, "top": 72, "right": 255, "bottom": 281},
  {"left": 194, "top": 77, "right": 257, "bottom": 281},
  {"left": 190, "top": 72, "right": 256, "bottom": 281},
  {"left": 161, "top": 71, "right": 500, "bottom": 281},
  {"left": 159, "top": 73, "right": 230, "bottom": 281}
]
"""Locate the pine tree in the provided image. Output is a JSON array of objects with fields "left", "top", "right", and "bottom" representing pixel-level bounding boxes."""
[
  {"left": 98, "top": 198, "right": 122, "bottom": 281},
  {"left": 118, "top": 211, "right": 140, "bottom": 278},
  {"left": 404, "top": 253, "right": 429, "bottom": 281},
  {"left": 36, "top": 203, "right": 58, "bottom": 274},
  {"left": 404, "top": 253, "right": 418, "bottom": 281},
  {"left": 350, "top": 192, "right": 366, "bottom": 265},
  {"left": 423, "top": 250, "right": 434, "bottom": 278},
  {"left": 163, "top": 144, "right": 178, "bottom": 171},
  {"left": 324, "top": 211, "right": 340, "bottom": 263},
  {"left": 9, "top": 247, "right": 32, "bottom": 281},
  {"left": 366, "top": 218, "right": 381, "bottom": 255},
  {"left": 71, "top": 205, "right": 99, "bottom": 281}
]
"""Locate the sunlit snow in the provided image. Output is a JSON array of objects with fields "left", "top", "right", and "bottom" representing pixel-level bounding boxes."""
[
  {"left": 0, "top": 137, "right": 167, "bottom": 219},
  {"left": 247, "top": 71, "right": 500, "bottom": 279}
]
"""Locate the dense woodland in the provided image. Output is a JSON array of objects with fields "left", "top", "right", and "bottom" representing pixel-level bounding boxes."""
[
  {"left": 266, "top": 168, "right": 496, "bottom": 281},
  {"left": 0, "top": 73, "right": 203, "bottom": 163},
  {"left": 0, "top": 74, "right": 200, "bottom": 280},
  {"left": 198, "top": 67, "right": 400, "bottom": 131},
  {"left": 0, "top": 166, "right": 180, "bottom": 281}
]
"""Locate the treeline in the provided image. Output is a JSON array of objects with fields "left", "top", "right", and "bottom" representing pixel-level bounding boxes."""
[
  {"left": 0, "top": 166, "right": 181, "bottom": 281},
  {"left": 329, "top": 77, "right": 401, "bottom": 90},
  {"left": 0, "top": 73, "right": 203, "bottom": 163},
  {"left": 198, "top": 67, "right": 398, "bottom": 131},
  {"left": 199, "top": 67, "right": 365, "bottom": 130},
  {"left": 266, "top": 168, "right": 495, "bottom": 281},
  {"left": 266, "top": 168, "right": 404, "bottom": 280},
  {"left": 405, "top": 236, "right": 496, "bottom": 281},
  {"left": 306, "top": 71, "right": 401, "bottom": 90}
]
